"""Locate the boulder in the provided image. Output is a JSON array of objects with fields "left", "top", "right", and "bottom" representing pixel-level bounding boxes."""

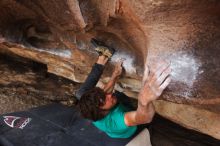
[{"left": 0, "top": 0, "right": 219, "bottom": 139}]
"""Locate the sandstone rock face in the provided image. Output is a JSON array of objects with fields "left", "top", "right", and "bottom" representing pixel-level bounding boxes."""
[
  {"left": 0, "top": 0, "right": 220, "bottom": 139},
  {"left": 0, "top": 53, "right": 78, "bottom": 114}
]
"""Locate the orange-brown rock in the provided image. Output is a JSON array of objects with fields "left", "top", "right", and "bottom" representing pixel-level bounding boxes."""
[
  {"left": 0, "top": 0, "right": 219, "bottom": 139},
  {"left": 0, "top": 53, "right": 78, "bottom": 114}
]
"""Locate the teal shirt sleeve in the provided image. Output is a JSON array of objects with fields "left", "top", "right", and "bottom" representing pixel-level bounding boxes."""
[{"left": 93, "top": 104, "right": 137, "bottom": 138}]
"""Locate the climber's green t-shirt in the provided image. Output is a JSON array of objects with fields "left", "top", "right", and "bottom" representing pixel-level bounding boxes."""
[{"left": 93, "top": 103, "right": 137, "bottom": 138}]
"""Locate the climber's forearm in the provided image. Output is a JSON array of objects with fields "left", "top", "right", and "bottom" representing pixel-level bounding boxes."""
[{"left": 103, "top": 74, "right": 118, "bottom": 94}]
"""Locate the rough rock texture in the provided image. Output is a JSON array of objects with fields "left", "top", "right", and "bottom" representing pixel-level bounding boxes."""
[
  {"left": 0, "top": 53, "right": 78, "bottom": 114},
  {"left": 0, "top": 0, "right": 220, "bottom": 140},
  {"left": 154, "top": 100, "right": 220, "bottom": 140}
]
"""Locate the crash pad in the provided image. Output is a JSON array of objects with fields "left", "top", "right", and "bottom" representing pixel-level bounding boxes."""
[
  {"left": 0, "top": 103, "right": 133, "bottom": 146},
  {"left": 0, "top": 103, "right": 219, "bottom": 146}
]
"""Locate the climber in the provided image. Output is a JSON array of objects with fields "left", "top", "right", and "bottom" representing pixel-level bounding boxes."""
[{"left": 76, "top": 39, "right": 171, "bottom": 138}]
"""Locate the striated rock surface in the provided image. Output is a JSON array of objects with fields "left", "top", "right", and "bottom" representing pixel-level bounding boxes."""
[
  {"left": 0, "top": 53, "right": 78, "bottom": 114},
  {"left": 0, "top": 0, "right": 220, "bottom": 140}
]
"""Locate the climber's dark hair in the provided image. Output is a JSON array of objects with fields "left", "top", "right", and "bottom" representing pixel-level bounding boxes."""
[{"left": 78, "top": 87, "right": 107, "bottom": 121}]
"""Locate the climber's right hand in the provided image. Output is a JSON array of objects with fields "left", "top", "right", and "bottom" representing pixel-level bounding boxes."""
[{"left": 139, "top": 61, "right": 171, "bottom": 104}]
